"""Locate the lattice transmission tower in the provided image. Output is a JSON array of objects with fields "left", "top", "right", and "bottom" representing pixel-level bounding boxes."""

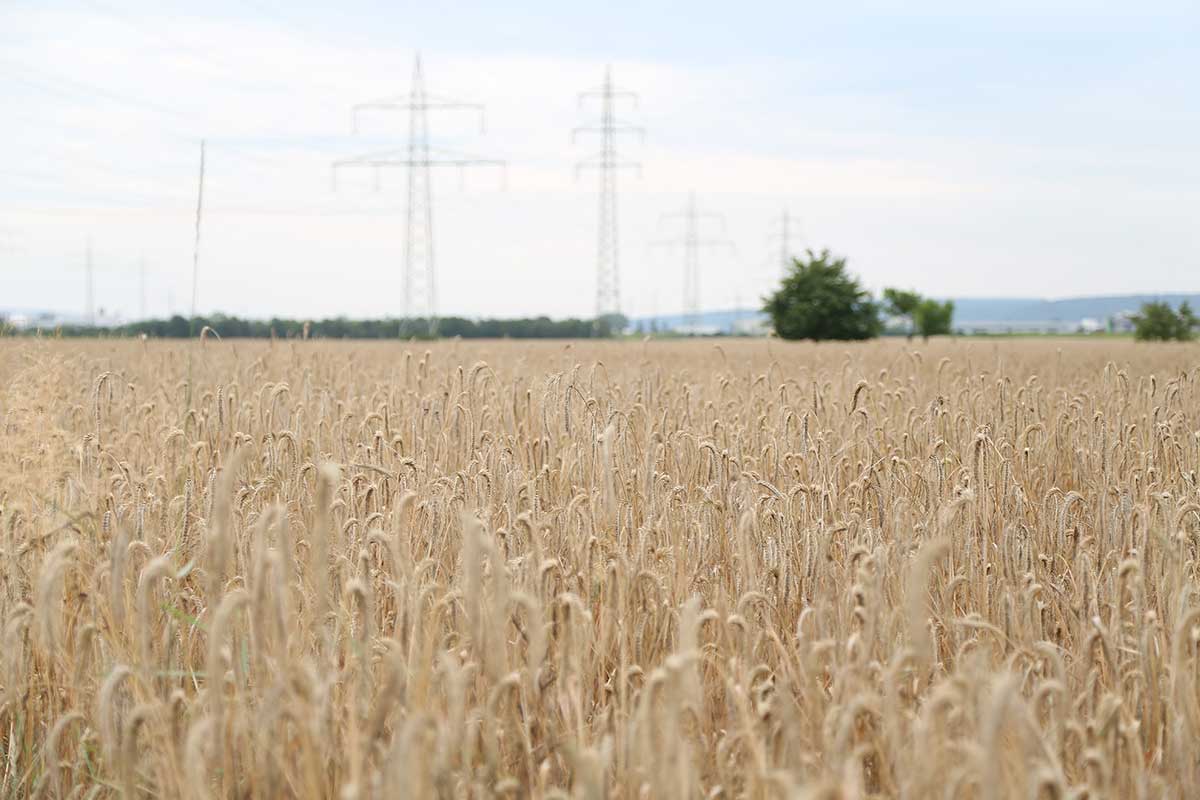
[
  {"left": 574, "top": 66, "right": 643, "bottom": 320},
  {"left": 0, "top": 226, "right": 20, "bottom": 256},
  {"left": 653, "top": 192, "right": 734, "bottom": 330},
  {"left": 334, "top": 54, "right": 505, "bottom": 335},
  {"left": 85, "top": 239, "right": 95, "bottom": 326},
  {"left": 767, "top": 209, "right": 803, "bottom": 276},
  {"left": 139, "top": 256, "right": 147, "bottom": 320}
]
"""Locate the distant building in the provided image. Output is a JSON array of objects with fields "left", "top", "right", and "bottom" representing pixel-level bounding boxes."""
[
  {"left": 0, "top": 309, "right": 123, "bottom": 330},
  {"left": 731, "top": 316, "right": 770, "bottom": 336},
  {"left": 674, "top": 323, "right": 722, "bottom": 336},
  {"left": 1109, "top": 311, "right": 1137, "bottom": 334},
  {"left": 2, "top": 311, "right": 59, "bottom": 330},
  {"left": 956, "top": 320, "right": 1080, "bottom": 335}
]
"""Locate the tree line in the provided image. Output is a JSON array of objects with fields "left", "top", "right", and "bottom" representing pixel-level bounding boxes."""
[{"left": 7, "top": 314, "right": 619, "bottom": 340}]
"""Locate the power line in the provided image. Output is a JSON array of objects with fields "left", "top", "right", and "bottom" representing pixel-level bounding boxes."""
[
  {"left": 205, "top": 0, "right": 367, "bottom": 98},
  {"left": 333, "top": 53, "right": 505, "bottom": 335},
  {"left": 0, "top": 57, "right": 196, "bottom": 125},
  {"left": 574, "top": 66, "right": 643, "bottom": 319},
  {"left": 652, "top": 191, "right": 734, "bottom": 330},
  {"left": 78, "top": 0, "right": 316, "bottom": 97},
  {"left": 5, "top": 57, "right": 333, "bottom": 175}
]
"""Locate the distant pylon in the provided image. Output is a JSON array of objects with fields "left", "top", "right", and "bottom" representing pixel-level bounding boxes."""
[
  {"left": 85, "top": 239, "right": 95, "bottom": 326},
  {"left": 333, "top": 54, "right": 506, "bottom": 336},
  {"left": 652, "top": 192, "right": 735, "bottom": 330},
  {"left": 768, "top": 210, "right": 803, "bottom": 276},
  {"left": 574, "top": 66, "right": 643, "bottom": 319},
  {"left": 0, "top": 227, "right": 20, "bottom": 255}
]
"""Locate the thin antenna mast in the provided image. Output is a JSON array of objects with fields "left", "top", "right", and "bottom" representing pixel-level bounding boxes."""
[
  {"left": 333, "top": 54, "right": 505, "bottom": 336},
  {"left": 574, "top": 66, "right": 643, "bottom": 320},
  {"left": 190, "top": 139, "right": 206, "bottom": 328}
]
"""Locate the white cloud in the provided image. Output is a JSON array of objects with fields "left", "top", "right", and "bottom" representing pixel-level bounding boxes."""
[{"left": 3, "top": 1, "right": 1199, "bottom": 321}]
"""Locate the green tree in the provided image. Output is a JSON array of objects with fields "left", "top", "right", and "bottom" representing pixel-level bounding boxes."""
[
  {"left": 596, "top": 312, "right": 628, "bottom": 337},
  {"left": 764, "top": 249, "right": 881, "bottom": 341},
  {"left": 914, "top": 298, "right": 954, "bottom": 340},
  {"left": 883, "top": 288, "right": 921, "bottom": 339},
  {"left": 1181, "top": 301, "right": 1198, "bottom": 333},
  {"left": 1132, "top": 301, "right": 1196, "bottom": 342}
]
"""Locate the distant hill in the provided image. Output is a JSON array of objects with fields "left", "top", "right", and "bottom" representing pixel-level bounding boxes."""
[
  {"left": 627, "top": 309, "right": 765, "bottom": 334},
  {"left": 948, "top": 294, "right": 1200, "bottom": 324},
  {"left": 630, "top": 294, "right": 1200, "bottom": 334}
]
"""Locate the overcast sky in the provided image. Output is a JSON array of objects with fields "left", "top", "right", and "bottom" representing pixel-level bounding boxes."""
[{"left": 3, "top": 1, "right": 1199, "bottom": 320}]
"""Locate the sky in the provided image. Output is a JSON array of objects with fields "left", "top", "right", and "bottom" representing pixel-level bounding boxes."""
[{"left": 2, "top": 0, "right": 1199, "bottom": 321}]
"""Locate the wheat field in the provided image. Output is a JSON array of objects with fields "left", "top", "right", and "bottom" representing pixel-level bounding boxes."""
[{"left": 1, "top": 336, "right": 1198, "bottom": 798}]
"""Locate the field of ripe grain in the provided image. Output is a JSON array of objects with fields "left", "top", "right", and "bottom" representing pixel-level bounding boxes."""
[{"left": 1, "top": 337, "right": 1198, "bottom": 798}]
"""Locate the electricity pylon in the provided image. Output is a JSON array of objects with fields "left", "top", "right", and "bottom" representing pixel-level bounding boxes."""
[
  {"left": 333, "top": 54, "right": 505, "bottom": 336},
  {"left": 652, "top": 192, "right": 734, "bottom": 331},
  {"left": 574, "top": 66, "right": 643, "bottom": 320},
  {"left": 767, "top": 210, "right": 803, "bottom": 276},
  {"left": 0, "top": 227, "right": 20, "bottom": 255},
  {"left": 85, "top": 240, "right": 95, "bottom": 326}
]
